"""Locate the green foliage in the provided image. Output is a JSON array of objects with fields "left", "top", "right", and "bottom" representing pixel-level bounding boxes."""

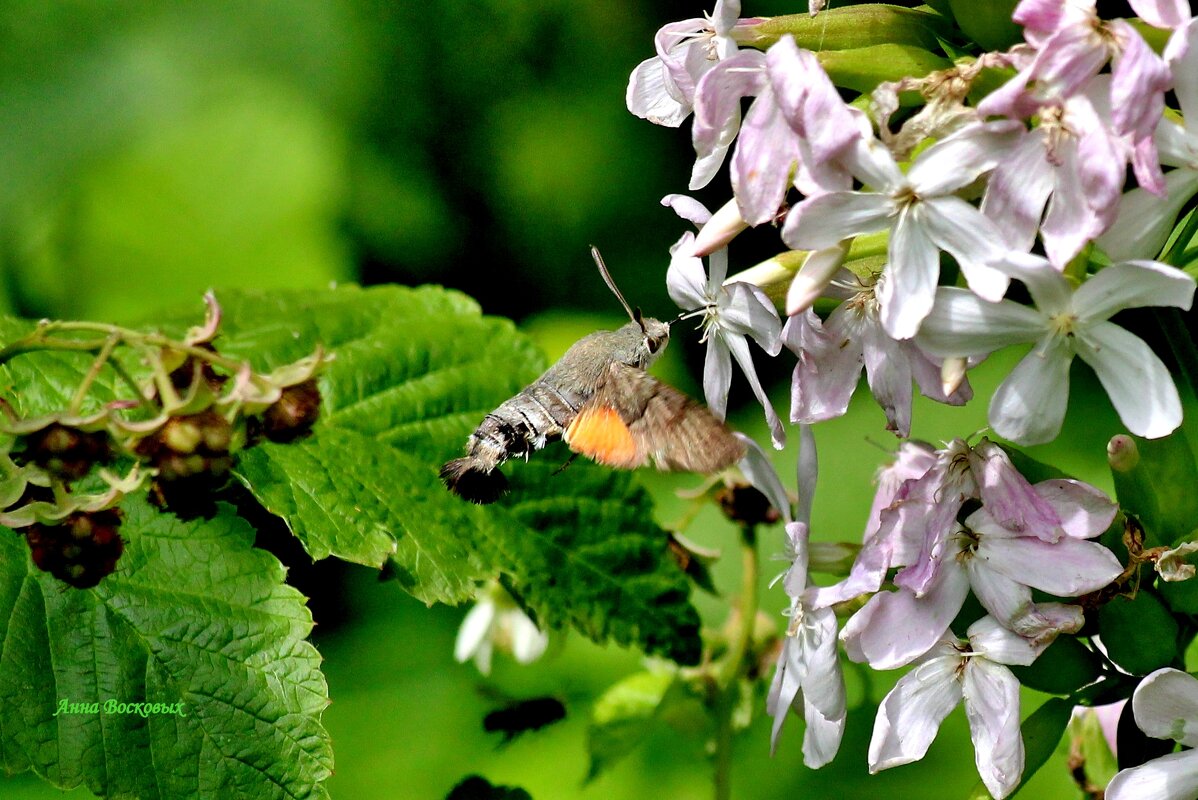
[
  {"left": 586, "top": 667, "right": 681, "bottom": 780},
  {"left": 1098, "top": 591, "right": 1181, "bottom": 675},
  {"left": 1009, "top": 637, "right": 1103, "bottom": 695},
  {"left": 0, "top": 497, "right": 332, "bottom": 799},
  {"left": 946, "top": 0, "right": 1022, "bottom": 51}
]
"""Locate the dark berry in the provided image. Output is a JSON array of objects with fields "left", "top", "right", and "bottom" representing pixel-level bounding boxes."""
[
  {"left": 261, "top": 380, "right": 321, "bottom": 443},
  {"left": 15, "top": 423, "right": 112, "bottom": 481},
  {"left": 24, "top": 508, "right": 124, "bottom": 589}
]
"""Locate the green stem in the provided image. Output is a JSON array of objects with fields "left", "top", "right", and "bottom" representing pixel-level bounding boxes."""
[
  {"left": 68, "top": 332, "right": 120, "bottom": 416},
  {"left": 713, "top": 524, "right": 759, "bottom": 800},
  {"left": 105, "top": 357, "right": 159, "bottom": 416}
]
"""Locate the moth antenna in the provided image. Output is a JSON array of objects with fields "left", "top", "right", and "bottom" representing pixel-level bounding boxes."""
[{"left": 590, "top": 245, "right": 638, "bottom": 325}]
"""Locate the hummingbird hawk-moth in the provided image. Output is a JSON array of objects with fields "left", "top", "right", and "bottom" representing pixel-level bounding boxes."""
[{"left": 440, "top": 248, "right": 746, "bottom": 503}]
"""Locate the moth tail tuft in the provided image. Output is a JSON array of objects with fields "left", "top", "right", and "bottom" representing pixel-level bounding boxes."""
[{"left": 440, "top": 457, "right": 508, "bottom": 504}]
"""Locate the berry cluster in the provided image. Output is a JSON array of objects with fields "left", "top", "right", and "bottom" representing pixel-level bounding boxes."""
[{"left": 0, "top": 293, "right": 329, "bottom": 588}]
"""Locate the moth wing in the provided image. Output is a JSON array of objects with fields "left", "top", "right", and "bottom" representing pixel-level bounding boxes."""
[{"left": 565, "top": 363, "right": 745, "bottom": 473}]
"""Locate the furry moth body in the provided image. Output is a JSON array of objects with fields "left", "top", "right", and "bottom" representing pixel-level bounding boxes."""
[{"left": 440, "top": 250, "right": 746, "bottom": 504}]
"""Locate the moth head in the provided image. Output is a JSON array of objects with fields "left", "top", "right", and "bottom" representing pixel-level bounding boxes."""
[{"left": 637, "top": 313, "right": 670, "bottom": 364}]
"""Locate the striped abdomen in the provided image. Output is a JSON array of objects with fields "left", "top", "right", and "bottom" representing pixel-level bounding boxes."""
[{"left": 440, "top": 380, "right": 584, "bottom": 503}]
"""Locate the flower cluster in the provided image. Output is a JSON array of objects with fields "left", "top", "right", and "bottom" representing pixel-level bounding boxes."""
[
  {"left": 625, "top": 0, "right": 1198, "bottom": 797},
  {"left": 0, "top": 293, "right": 328, "bottom": 587}
]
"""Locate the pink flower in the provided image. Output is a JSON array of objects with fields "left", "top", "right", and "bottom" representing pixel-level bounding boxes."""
[
  {"left": 841, "top": 478, "right": 1120, "bottom": 669},
  {"left": 783, "top": 273, "right": 972, "bottom": 437},
  {"left": 980, "top": 90, "right": 1125, "bottom": 268},
  {"left": 626, "top": 0, "right": 743, "bottom": 129}
]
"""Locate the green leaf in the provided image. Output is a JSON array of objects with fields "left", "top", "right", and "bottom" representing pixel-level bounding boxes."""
[
  {"left": 0, "top": 496, "right": 332, "bottom": 799},
  {"left": 1098, "top": 591, "right": 1181, "bottom": 675},
  {"left": 948, "top": 0, "right": 1022, "bottom": 51},
  {"left": 586, "top": 668, "right": 680, "bottom": 781},
  {"left": 217, "top": 286, "right": 702, "bottom": 663},
  {"left": 817, "top": 45, "right": 952, "bottom": 100},
  {"left": 1014, "top": 698, "right": 1073, "bottom": 796},
  {"left": 1009, "top": 636, "right": 1103, "bottom": 695}
]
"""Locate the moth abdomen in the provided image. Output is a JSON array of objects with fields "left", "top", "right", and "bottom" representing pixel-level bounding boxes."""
[
  {"left": 440, "top": 456, "right": 509, "bottom": 504},
  {"left": 441, "top": 383, "right": 581, "bottom": 504}
]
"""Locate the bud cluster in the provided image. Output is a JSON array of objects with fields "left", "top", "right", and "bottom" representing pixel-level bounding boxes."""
[{"left": 0, "top": 293, "right": 331, "bottom": 588}]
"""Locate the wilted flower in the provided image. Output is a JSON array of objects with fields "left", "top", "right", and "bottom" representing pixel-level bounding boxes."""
[{"left": 841, "top": 478, "right": 1120, "bottom": 669}]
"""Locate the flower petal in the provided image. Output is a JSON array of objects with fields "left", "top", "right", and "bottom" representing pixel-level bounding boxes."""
[
  {"left": 666, "top": 235, "right": 711, "bottom": 309},
  {"left": 861, "top": 317, "right": 915, "bottom": 436},
  {"left": 738, "top": 434, "right": 792, "bottom": 524},
  {"left": 1032, "top": 479, "right": 1117, "bottom": 539},
  {"left": 1132, "top": 667, "right": 1198, "bottom": 747},
  {"left": 1106, "top": 751, "right": 1198, "bottom": 800},
  {"left": 781, "top": 191, "right": 892, "bottom": 251},
  {"left": 980, "top": 132, "right": 1055, "bottom": 253},
  {"left": 988, "top": 337, "right": 1073, "bottom": 445},
  {"left": 868, "top": 655, "right": 962, "bottom": 771},
  {"left": 878, "top": 209, "right": 939, "bottom": 340},
  {"left": 962, "top": 659, "right": 1025, "bottom": 800},
  {"left": 917, "top": 288, "right": 1044, "bottom": 358},
  {"left": 704, "top": 335, "right": 733, "bottom": 420},
  {"left": 722, "top": 282, "right": 782, "bottom": 352},
  {"left": 1074, "top": 322, "right": 1183, "bottom": 439},
  {"left": 732, "top": 89, "right": 800, "bottom": 225},
  {"left": 969, "top": 439, "right": 1062, "bottom": 539},
  {"left": 787, "top": 307, "right": 865, "bottom": 425},
  {"left": 1128, "top": 0, "right": 1189, "bottom": 29},
  {"left": 841, "top": 564, "right": 970, "bottom": 670},
  {"left": 907, "top": 121, "right": 1022, "bottom": 196},
  {"left": 627, "top": 56, "right": 691, "bottom": 126},
  {"left": 726, "top": 331, "right": 786, "bottom": 448},
  {"left": 967, "top": 614, "right": 1046, "bottom": 665},
  {"left": 979, "top": 535, "right": 1123, "bottom": 596},
  {"left": 1096, "top": 168, "right": 1198, "bottom": 261},
  {"left": 919, "top": 197, "right": 1011, "bottom": 301},
  {"left": 1073, "top": 260, "right": 1197, "bottom": 323}
]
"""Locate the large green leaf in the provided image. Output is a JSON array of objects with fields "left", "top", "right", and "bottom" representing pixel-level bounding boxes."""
[
  {"left": 216, "top": 286, "right": 702, "bottom": 664},
  {"left": 0, "top": 497, "right": 332, "bottom": 799}
]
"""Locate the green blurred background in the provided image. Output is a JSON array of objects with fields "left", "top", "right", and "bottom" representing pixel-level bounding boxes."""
[{"left": 1, "top": 1, "right": 1188, "bottom": 798}]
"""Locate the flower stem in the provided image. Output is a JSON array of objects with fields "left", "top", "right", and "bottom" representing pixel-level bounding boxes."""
[{"left": 713, "top": 524, "right": 759, "bottom": 800}]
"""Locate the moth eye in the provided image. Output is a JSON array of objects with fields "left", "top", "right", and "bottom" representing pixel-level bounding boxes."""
[{"left": 645, "top": 337, "right": 660, "bottom": 354}]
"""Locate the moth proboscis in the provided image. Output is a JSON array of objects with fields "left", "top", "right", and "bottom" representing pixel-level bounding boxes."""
[{"left": 440, "top": 247, "right": 746, "bottom": 503}]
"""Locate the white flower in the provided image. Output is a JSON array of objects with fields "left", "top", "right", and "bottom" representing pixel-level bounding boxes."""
[
  {"left": 782, "top": 121, "right": 1023, "bottom": 339},
  {"left": 1106, "top": 668, "right": 1198, "bottom": 800},
  {"left": 869, "top": 616, "right": 1049, "bottom": 800},
  {"left": 740, "top": 429, "right": 846, "bottom": 765},
  {"left": 454, "top": 584, "right": 548, "bottom": 676},
  {"left": 917, "top": 254, "right": 1196, "bottom": 445},
  {"left": 666, "top": 196, "right": 786, "bottom": 448}
]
